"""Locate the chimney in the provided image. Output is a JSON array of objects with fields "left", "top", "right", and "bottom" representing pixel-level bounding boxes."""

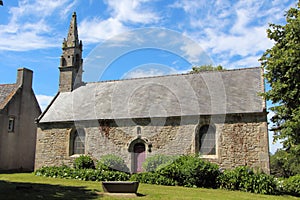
[{"left": 17, "top": 68, "right": 33, "bottom": 90}]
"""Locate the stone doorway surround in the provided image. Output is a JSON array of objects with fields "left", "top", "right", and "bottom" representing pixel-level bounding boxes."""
[{"left": 128, "top": 137, "right": 150, "bottom": 173}]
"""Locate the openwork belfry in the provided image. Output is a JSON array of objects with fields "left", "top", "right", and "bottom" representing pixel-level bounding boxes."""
[{"left": 35, "top": 12, "right": 270, "bottom": 174}]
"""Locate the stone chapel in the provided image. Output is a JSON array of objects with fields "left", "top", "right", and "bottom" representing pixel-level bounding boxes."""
[{"left": 35, "top": 12, "right": 270, "bottom": 173}]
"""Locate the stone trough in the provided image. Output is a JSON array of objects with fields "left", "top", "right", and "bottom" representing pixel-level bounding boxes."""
[{"left": 102, "top": 181, "right": 139, "bottom": 197}]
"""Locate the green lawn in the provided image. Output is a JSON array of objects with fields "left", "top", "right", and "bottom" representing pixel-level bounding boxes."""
[{"left": 0, "top": 173, "right": 298, "bottom": 200}]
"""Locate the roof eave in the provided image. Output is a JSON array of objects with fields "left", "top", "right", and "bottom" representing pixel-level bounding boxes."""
[{"left": 36, "top": 92, "right": 60, "bottom": 123}]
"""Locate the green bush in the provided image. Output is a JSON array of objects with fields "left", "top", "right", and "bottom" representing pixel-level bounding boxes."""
[
  {"left": 35, "top": 165, "right": 71, "bottom": 178},
  {"left": 73, "top": 155, "right": 95, "bottom": 169},
  {"left": 218, "top": 166, "right": 277, "bottom": 195},
  {"left": 158, "top": 155, "right": 220, "bottom": 188},
  {"left": 218, "top": 166, "right": 252, "bottom": 191},
  {"left": 96, "top": 154, "right": 130, "bottom": 173},
  {"left": 282, "top": 175, "right": 300, "bottom": 196},
  {"left": 130, "top": 172, "right": 176, "bottom": 186},
  {"left": 35, "top": 166, "right": 130, "bottom": 181},
  {"left": 142, "top": 154, "right": 177, "bottom": 172},
  {"left": 251, "top": 172, "right": 277, "bottom": 195}
]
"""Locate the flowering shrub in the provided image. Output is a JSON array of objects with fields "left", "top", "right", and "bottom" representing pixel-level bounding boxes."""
[
  {"left": 282, "top": 175, "right": 300, "bottom": 196},
  {"left": 218, "top": 166, "right": 277, "bottom": 195}
]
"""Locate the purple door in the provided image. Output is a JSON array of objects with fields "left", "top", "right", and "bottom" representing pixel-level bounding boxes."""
[{"left": 134, "top": 143, "right": 145, "bottom": 173}]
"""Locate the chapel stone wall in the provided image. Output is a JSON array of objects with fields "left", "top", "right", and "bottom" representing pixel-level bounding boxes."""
[{"left": 35, "top": 113, "right": 269, "bottom": 174}]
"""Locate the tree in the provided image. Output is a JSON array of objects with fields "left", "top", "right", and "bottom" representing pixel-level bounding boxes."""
[
  {"left": 190, "top": 64, "right": 224, "bottom": 73},
  {"left": 270, "top": 149, "right": 300, "bottom": 177},
  {"left": 260, "top": 2, "right": 300, "bottom": 157}
]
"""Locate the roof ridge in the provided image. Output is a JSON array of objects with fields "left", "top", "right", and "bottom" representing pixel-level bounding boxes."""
[{"left": 85, "top": 66, "right": 261, "bottom": 85}]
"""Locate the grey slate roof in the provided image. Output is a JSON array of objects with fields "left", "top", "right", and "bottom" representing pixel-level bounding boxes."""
[
  {"left": 0, "top": 84, "right": 18, "bottom": 110},
  {"left": 39, "top": 67, "right": 265, "bottom": 123}
]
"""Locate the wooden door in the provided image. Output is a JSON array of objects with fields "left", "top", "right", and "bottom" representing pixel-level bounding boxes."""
[{"left": 134, "top": 143, "right": 145, "bottom": 173}]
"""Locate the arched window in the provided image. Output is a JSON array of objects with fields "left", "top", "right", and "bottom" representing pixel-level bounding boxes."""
[
  {"left": 72, "top": 129, "right": 85, "bottom": 155},
  {"left": 199, "top": 125, "right": 216, "bottom": 155}
]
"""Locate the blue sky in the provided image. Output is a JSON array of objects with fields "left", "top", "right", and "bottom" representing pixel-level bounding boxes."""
[{"left": 0, "top": 0, "right": 296, "bottom": 153}]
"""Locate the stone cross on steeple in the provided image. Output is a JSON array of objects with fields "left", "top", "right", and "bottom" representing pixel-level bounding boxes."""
[{"left": 59, "top": 12, "right": 83, "bottom": 92}]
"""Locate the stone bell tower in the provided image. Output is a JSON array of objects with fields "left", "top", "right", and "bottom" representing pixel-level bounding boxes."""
[{"left": 59, "top": 12, "right": 83, "bottom": 92}]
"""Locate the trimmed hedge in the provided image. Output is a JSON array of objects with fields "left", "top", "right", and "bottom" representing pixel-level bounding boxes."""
[
  {"left": 35, "top": 166, "right": 130, "bottom": 181},
  {"left": 130, "top": 172, "right": 176, "bottom": 186}
]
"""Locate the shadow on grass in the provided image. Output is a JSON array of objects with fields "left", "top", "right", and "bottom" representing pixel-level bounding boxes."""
[{"left": 0, "top": 180, "right": 102, "bottom": 200}]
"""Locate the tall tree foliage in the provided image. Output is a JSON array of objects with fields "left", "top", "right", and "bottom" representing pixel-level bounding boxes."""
[
  {"left": 260, "top": 2, "right": 300, "bottom": 153},
  {"left": 270, "top": 149, "right": 300, "bottom": 177}
]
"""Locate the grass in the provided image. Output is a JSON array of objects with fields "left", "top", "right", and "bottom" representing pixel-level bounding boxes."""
[{"left": 0, "top": 173, "right": 299, "bottom": 200}]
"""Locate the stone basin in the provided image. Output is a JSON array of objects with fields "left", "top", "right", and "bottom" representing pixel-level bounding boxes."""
[{"left": 102, "top": 181, "right": 139, "bottom": 193}]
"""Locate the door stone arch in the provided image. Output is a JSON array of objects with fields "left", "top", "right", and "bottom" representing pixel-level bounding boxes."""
[{"left": 128, "top": 138, "right": 148, "bottom": 173}]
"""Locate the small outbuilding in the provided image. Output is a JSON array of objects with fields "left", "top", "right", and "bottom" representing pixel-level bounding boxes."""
[{"left": 0, "top": 68, "right": 41, "bottom": 171}]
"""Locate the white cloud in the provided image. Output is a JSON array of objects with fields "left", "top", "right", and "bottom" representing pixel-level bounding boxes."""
[
  {"left": 172, "top": 1, "right": 205, "bottom": 14},
  {"left": 172, "top": 0, "right": 234, "bottom": 30},
  {"left": 104, "top": 0, "right": 159, "bottom": 24},
  {"left": 267, "top": 110, "right": 283, "bottom": 154},
  {"left": 201, "top": 7, "right": 271, "bottom": 58},
  {"left": 9, "top": 0, "right": 74, "bottom": 20},
  {"left": 79, "top": 17, "right": 128, "bottom": 43},
  {"left": 122, "top": 63, "right": 181, "bottom": 79},
  {"left": 0, "top": 0, "right": 77, "bottom": 51},
  {"left": 226, "top": 55, "right": 261, "bottom": 69},
  {"left": 180, "top": 39, "right": 206, "bottom": 64},
  {"left": 0, "top": 29, "right": 57, "bottom": 51},
  {"left": 59, "top": 1, "right": 78, "bottom": 19},
  {"left": 79, "top": 0, "right": 160, "bottom": 44},
  {"left": 36, "top": 94, "right": 54, "bottom": 111},
  {"left": 268, "top": 110, "right": 276, "bottom": 121},
  {"left": 202, "top": 26, "right": 272, "bottom": 57},
  {"left": 173, "top": 0, "right": 293, "bottom": 68},
  {"left": 123, "top": 68, "right": 166, "bottom": 79}
]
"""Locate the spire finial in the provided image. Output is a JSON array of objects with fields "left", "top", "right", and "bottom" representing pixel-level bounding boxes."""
[{"left": 65, "top": 12, "right": 79, "bottom": 48}]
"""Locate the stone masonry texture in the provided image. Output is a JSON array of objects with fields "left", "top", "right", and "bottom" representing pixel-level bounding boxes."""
[{"left": 35, "top": 113, "right": 270, "bottom": 174}]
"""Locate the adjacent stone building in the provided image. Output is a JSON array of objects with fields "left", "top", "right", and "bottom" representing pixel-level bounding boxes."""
[
  {"left": 0, "top": 68, "right": 41, "bottom": 171},
  {"left": 35, "top": 13, "right": 270, "bottom": 173}
]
